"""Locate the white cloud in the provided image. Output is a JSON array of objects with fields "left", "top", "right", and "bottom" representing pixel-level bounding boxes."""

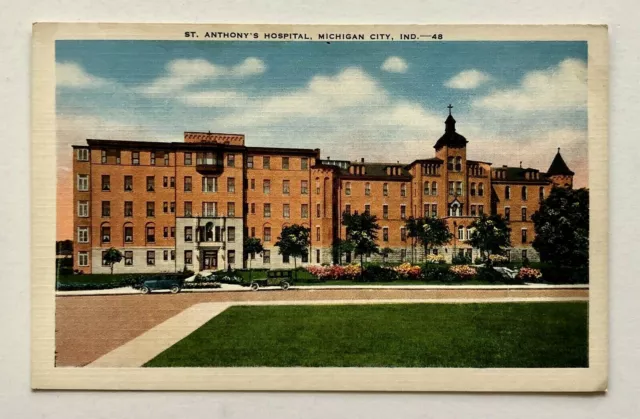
[
  {"left": 381, "top": 56, "right": 408, "bottom": 73},
  {"left": 139, "top": 57, "right": 266, "bottom": 96},
  {"left": 56, "top": 62, "right": 112, "bottom": 88},
  {"left": 445, "top": 69, "right": 491, "bottom": 89},
  {"left": 473, "top": 59, "right": 587, "bottom": 111}
]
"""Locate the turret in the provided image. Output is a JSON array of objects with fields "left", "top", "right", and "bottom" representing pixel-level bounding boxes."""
[{"left": 546, "top": 148, "right": 574, "bottom": 188}]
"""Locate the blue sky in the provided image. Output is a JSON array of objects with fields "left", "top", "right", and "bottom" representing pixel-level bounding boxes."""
[{"left": 55, "top": 40, "right": 588, "bottom": 186}]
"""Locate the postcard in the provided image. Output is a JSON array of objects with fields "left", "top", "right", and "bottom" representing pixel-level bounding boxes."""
[{"left": 32, "top": 23, "right": 608, "bottom": 391}]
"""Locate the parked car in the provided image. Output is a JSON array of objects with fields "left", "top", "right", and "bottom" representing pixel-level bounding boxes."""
[
  {"left": 140, "top": 275, "right": 184, "bottom": 294},
  {"left": 249, "top": 269, "right": 293, "bottom": 291}
]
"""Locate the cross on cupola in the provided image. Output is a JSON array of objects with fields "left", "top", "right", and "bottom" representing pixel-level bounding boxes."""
[{"left": 447, "top": 104, "right": 453, "bottom": 115}]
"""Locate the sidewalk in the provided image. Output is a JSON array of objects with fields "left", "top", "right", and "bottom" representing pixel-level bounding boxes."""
[{"left": 56, "top": 282, "right": 588, "bottom": 297}]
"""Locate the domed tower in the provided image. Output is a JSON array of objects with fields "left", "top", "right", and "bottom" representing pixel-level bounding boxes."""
[{"left": 546, "top": 148, "right": 575, "bottom": 188}]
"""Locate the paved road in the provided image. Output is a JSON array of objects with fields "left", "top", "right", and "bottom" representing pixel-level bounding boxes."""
[{"left": 55, "top": 287, "right": 588, "bottom": 367}]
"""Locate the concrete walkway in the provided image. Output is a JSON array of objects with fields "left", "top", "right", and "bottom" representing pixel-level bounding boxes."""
[
  {"left": 57, "top": 283, "right": 588, "bottom": 297},
  {"left": 87, "top": 296, "right": 588, "bottom": 368}
]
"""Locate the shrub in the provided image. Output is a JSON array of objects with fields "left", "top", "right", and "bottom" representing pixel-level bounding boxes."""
[
  {"left": 540, "top": 266, "right": 588, "bottom": 284},
  {"left": 426, "top": 254, "right": 446, "bottom": 264},
  {"left": 56, "top": 275, "right": 143, "bottom": 291},
  {"left": 420, "top": 263, "right": 451, "bottom": 282},
  {"left": 449, "top": 265, "right": 477, "bottom": 280},
  {"left": 489, "top": 254, "right": 509, "bottom": 266},
  {"left": 475, "top": 266, "right": 506, "bottom": 284},
  {"left": 452, "top": 254, "right": 472, "bottom": 265},
  {"left": 183, "top": 281, "right": 221, "bottom": 289},
  {"left": 517, "top": 267, "right": 542, "bottom": 282},
  {"left": 473, "top": 257, "right": 484, "bottom": 265},
  {"left": 392, "top": 263, "right": 422, "bottom": 279},
  {"left": 361, "top": 265, "right": 398, "bottom": 282}
]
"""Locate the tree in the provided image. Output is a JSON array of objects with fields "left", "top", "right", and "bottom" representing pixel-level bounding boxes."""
[
  {"left": 103, "top": 247, "right": 123, "bottom": 274},
  {"left": 532, "top": 187, "right": 589, "bottom": 268},
  {"left": 55, "top": 239, "right": 73, "bottom": 255},
  {"left": 415, "top": 217, "right": 453, "bottom": 259},
  {"left": 468, "top": 214, "right": 511, "bottom": 261},
  {"left": 332, "top": 238, "right": 355, "bottom": 264},
  {"left": 243, "top": 237, "right": 264, "bottom": 279},
  {"left": 275, "top": 224, "right": 311, "bottom": 277},
  {"left": 379, "top": 247, "right": 393, "bottom": 264},
  {"left": 405, "top": 217, "right": 421, "bottom": 263},
  {"left": 342, "top": 210, "right": 381, "bottom": 272}
]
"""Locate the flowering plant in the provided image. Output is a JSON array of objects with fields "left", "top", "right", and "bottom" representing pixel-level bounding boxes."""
[
  {"left": 449, "top": 265, "right": 477, "bottom": 279},
  {"left": 517, "top": 267, "right": 542, "bottom": 281},
  {"left": 426, "top": 254, "right": 446, "bottom": 264},
  {"left": 305, "top": 264, "right": 361, "bottom": 281},
  {"left": 393, "top": 263, "right": 422, "bottom": 279},
  {"left": 489, "top": 254, "right": 509, "bottom": 265}
]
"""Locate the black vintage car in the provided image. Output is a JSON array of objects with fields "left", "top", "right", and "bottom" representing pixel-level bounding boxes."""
[
  {"left": 249, "top": 269, "right": 293, "bottom": 291},
  {"left": 140, "top": 275, "right": 184, "bottom": 294}
]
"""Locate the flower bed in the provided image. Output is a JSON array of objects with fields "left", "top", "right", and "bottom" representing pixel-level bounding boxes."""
[
  {"left": 517, "top": 267, "right": 542, "bottom": 282},
  {"left": 449, "top": 265, "right": 478, "bottom": 280},
  {"left": 305, "top": 264, "right": 361, "bottom": 281},
  {"left": 426, "top": 254, "right": 445, "bottom": 264},
  {"left": 393, "top": 263, "right": 422, "bottom": 279}
]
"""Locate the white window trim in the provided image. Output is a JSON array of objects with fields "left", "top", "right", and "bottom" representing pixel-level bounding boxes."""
[
  {"left": 77, "top": 227, "right": 89, "bottom": 243},
  {"left": 77, "top": 251, "right": 89, "bottom": 266},
  {"left": 77, "top": 201, "right": 89, "bottom": 217},
  {"left": 76, "top": 149, "right": 89, "bottom": 161},
  {"left": 77, "top": 174, "right": 89, "bottom": 191}
]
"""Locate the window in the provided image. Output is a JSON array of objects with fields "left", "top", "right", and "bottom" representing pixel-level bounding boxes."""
[
  {"left": 447, "top": 156, "right": 454, "bottom": 171},
  {"left": 316, "top": 226, "right": 321, "bottom": 242},
  {"left": 522, "top": 249, "right": 528, "bottom": 260},
  {"left": 228, "top": 226, "right": 236, "bottom": 242},
  {"left": 383, "top": 227, "right": 389, "bottom": 242},
  {"left": 301, "top": 204, "right": 309, "bottom": 218},
  {"left": 78, "top": 201, "right": 89, "bottom": 217},
  {"left": 184, "top": 201, "right": 192, "bottom": 217},
  {"left": 184, "top": 152, "right": 192, "bottom": 166},
  {"left": 345, "top": 182, "right": 352, "bottom": 196},
  {"left": 227, "top": 177, "right": 235, "bottom": 193},
  {"left": 163, "top": 202, "right": 169, "bottom": 214},
  {"left": 263, "top": 156, "right": 270, "bottom": 169},
  {"left": 449, "top": 202, "right": 461, "bottom": 217},
  {"left": 470, "top": 183, "right": 476, "bottom": 196},
  {"left": 478, "top": 205, "right": 484, "bottom": 215},
  {"left": 146, "top": 176, "right": 155, "bottom": 192},
  {"left": 282, "top": 179, "right": 290, "bottom": 194},
  {"left": 124, "top": 201, "right": 133, "bottom": 217},
  {"left": 263, "top": 250, "right": 271, "bottom": 264},
  {"left": 163, "top": 176, "right": 168, "bottom": 188},
  {"left": 122, "top": 175, "right": 133, "bottom": 192},
  {"left": 250, "top": 227, "right": 255, "bottom": 237},
  {"left": 227, "top": 202, "right": 235, "bottom": 217},
  {"left": 263, "top": 179, "right": 271, "bottom": 194},
  {"left": 316, "top": 203, "right": 321, "bottom": 218},
  {"left": 521, "top": 207, "right": 527, "bottom": 221},
  {"left": 478, "top": 183, "right": 484, "bottom": 197},
  {"left": 132, "top": 151, "right": 140, "bottom": 165},
  {"left": 423, "top": 182, "right": 429, "bottom": 196},
  {"left": 316, "top": 179, "right": 320, "bottom": 195},
  {"left": 101, "top": 251, "right": 109, "bottom": 266},
  {"left": 147, "top": 251, "right": 155, "bottom": 265},
  {"left": 171, "top": 227, "right": 176, "bottom": 238},
  {"left": 365, "top": 182, "right": 371, "bottom": 196},
  {"left": 282, "top": 157, "right": 289, "bottom": 170},
  {"left": 383, "top": 205, "right": 389, "bottom": 219},
  {"left": 455, "top": 181, "right": 462, "bottom": 196},
  {"left": 183, "top": 176, "right": 192, "bottom": 192},
  {"left": 505, "top": 186, "right": 511, "bottom": 200},
  {"left": 202, "top": 176, "right": 217, "bottom": 192},
  {"left": 163, "top": 250, "right": 169, "bottom": 261},
  {"left": 101, "top": 175, "right": 110, "bottom": 191},
  {"left": 283, "top": 204, "right": 290, "bottom": 218},
  {"left": 77, "top": 227, "right": 89, "bottom": 243},
  {"left": 227, "top": 154, "right": 235, "bottom": 167},
  {"left": 521, "top": 186, "right": 528, "bottom": 201},
  {"left": 264, "top": 227, "right": 272, "bottom": 242},
  {"left": 164, "top": 153, "right": 169, "bottom": 166},
  {"left": 184, "top": 226, "right": 193, "bottom": 242},
  {"left": 431, "top": 204, "right": 437, "bottom": 217},
  {"left": 228, "top": 250, "right": 236, "bottom": 265},
  {"left": 264, "top": 203, "right": 271, "bottom": 218},
  {"left": 247, "top": 156, "right": 254, "bottom": 168},
  {"left": 250, "top": 203, "right": 255, "bottom": 214},
  {"left": 423, "top": 203, "right": 429, "bottom": 218},
  {"left": 77, "top": 174, "right": 89, "bottom": 191},
  {"left": 147, "top": 202, "right": 155, "bottom": 217},
  {"left": 170, "top": 177, "right": 175, "bottom": 188},
  {"left": 505, "top": 207, "right": 510, "bottom": 221},
  {"left": 101, "top": 226, "right": 111, "bottom": 243},
  {"left": 345, "top": 204, "right": 351, "bottom": 215},
  {"left": 400, "top": 227, "right": 407, "bottom": 241},
  {"left": 539, "top": 187, "right": 545, "bottom": 201},
  {"left": 364, "top": 204, "right": 370, "bottom": 215},
  {"left": 123, "top": 225, "right": 133, "bottom": 243},
  {"left": 471, "top": 205, "right": 477, "bottom": 217},
  {"left": 185, "top": 250, "right": 193, "bottom": 265},
  {"left": 301, "top": 180, "right": 309, "bottom": 194},
  {"left": 458, "top": 226, "right": 464, "bottom": 240},
  {"left": 316, "top": 249, "right": 321, "bottom": 263},
  {"left": 301, "top": 157, "right": 308, "bottom": 170},
  {"left": 101, "top": 201, "right": 110, "bottom": 217},
  {"left": 379, "top": 183, "right": 387, "bottom": 196},
  {"left": 76, "top": 148, "right": 89, "bottom": 161},
  {"left": 400, "top": 249, "right": 407, "bottom": 262},
  {"left": 150, "top": 152, "right": 156, "bottom": 166},
  {"left": 455, "top": 156, "right": 462, "bottom": 172},
  {"left": 521, "top": 229, "right": 528, "bottom": 244},
  {"left": 78, "top": 251, "right": 89, "bottom": 266},
  {"left": 146, "top": 225, "right": 155, "bottom": 243},
  {"left": 301, "top": 252, "right": 309, "bottom": 263},
  {"left": 401, "top": 183, "right": 407, "bottom": 197},
  {"left": 432, "top": 181, "right": 437, "bottom": 196},
  {"left": 400, "top": 205, "right": 406, "bottom": 219},
  {"left": 202, "top": 202, "right": 217, "bottom": 217},
  {"left": 101, "top": 150, "right": 107, "bottom": 164},
  {"left": 449, "top": 181, "right": 455, "bottom": 196}
]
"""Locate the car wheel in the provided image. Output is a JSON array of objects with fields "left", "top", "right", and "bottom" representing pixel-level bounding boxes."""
[
  {"left": 169, "top": 285, "right": 180, "bottom": 294},
  {"left": 250, "top": 282, "right": 260, "bottom": 291},
  {"left": 281, "top": 281, "right": 290, "bottom": 290},
  {"left": 141, "top": 286, "right": 150, "bottom": 294}
]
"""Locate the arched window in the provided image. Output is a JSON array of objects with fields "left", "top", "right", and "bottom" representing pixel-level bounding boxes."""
[
  {"left": 205, "top": 222, "right": 214, "bottom": 242},
  {"left": 505, "top": 186, "right": 511, "bottom": 200},
  {"left": 423, "top": 181, "right": 429, "bottom": 195},
  {"left": 315, "top": 177, "right": 320, "bottom": 194},
  {"left": 100, "top": 222, "right": 111, "bottom": 244},
  {"left": 478, "top": 183, "right": 484, "bottom": 196},
  {"left": 449, "top": 202, "right": 461, "bottom": 217},
  {"left": 123, "top": 222, "right": 134, "bottom": 244},
  {"left": 470, "top": 183, "right": 476, "bottom": 196},
  {"left": 457, "top": 225, "right": 464, "bottom": 240},
  {"left": 145, "top": 222, "right": 155, "bottom": 244},
  {"left": 521, "top": 186, "right": 528, "bottom": 201},
  {"left": 432, "top": 181, "right": 437, "bottom": 196}
]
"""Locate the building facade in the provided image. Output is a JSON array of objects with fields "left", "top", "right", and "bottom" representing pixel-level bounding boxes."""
[{"left": 71, "top": 112, "right": 575, "bottom": 273}]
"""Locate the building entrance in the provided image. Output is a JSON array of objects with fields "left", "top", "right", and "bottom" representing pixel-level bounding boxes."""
[{"left": 201, "top": 250, "right": 218, "bottom": 270}]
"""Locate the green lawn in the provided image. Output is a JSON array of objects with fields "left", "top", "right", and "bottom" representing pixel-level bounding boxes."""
[{"left": 145, "top": 302, "right": 588, "bottom": 368}]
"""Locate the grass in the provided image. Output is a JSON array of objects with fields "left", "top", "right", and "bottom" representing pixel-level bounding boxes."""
[{"left": 145, "top": 302, "right": 588, "bottom": 368}]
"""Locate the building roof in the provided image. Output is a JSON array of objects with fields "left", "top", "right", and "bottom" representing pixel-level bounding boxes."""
[
  {"left": 492, "top": 166, "right": 551, "bottom": 184},
  {"left": 338, "top": 162, "right": 412, "bottom": 181},
  {"left": 434, "top": 114, "right": 469, "bottom": 150},
  {"left": 546, "top": 148, "right": 575, "bottom": 176}
]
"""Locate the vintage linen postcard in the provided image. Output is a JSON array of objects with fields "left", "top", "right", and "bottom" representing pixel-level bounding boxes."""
[{"left": 32, "top": 23, "right": 608, "bottom": 391}]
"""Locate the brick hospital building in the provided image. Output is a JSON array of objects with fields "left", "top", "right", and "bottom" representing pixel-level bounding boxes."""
[{"left": 71, "top": 111, "right": 575, "bottom": 273}]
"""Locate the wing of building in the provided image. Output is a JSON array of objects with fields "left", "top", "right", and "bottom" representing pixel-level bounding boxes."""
[{"left": 71, "top": 112, "right": 574, "bottom": 273}]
